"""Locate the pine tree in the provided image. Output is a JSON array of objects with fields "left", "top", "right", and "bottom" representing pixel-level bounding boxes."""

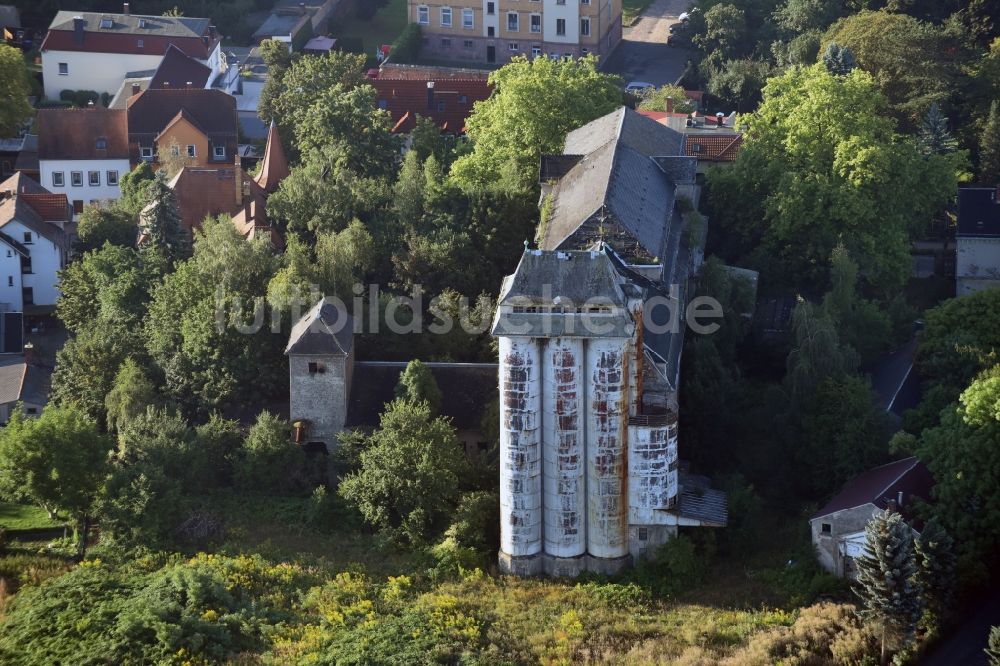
[
  {"left": 854, "top": 510, "right": 923, "bottom": 665},
  {"left": 913, "top": 518, "right": 956, "bottom": 632},
  {"left": 823, "top": 42, "right": 856, "bottom": 76},
  {"left": 981, "top": 101, "right": 1000, "bottom": 185},
  {"left": 139, "top": 173, "right": 190, "bottom": 266},
  {"left": 917, "top": 103, "right": 958, "bottom": 156},
  {"left": 986, "top": 626, "right": 1000, "bottom": 666}
]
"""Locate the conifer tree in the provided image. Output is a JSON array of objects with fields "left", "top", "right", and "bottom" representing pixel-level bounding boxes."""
[
  {"left": 854, "top": 510, "right": 923, "bottom": 665},
  {"left": 981, "top": 101, "right": 1000, "bottom": 185},
  {"left": 917, "top": 103, "right": 958, "bottom": 156},
  {"left": 822, "top": 42, "right": 856, "bottom": 76},
  {"left": 913, "top": 518, "right": 956, "bottom": 632},
  {"left": 986, "top": 626, "right": 1000, "bottom": 666},
  {"left": 139, "top": 173, "right": 190, "bottom": 266},
  {"left": 395, "top": 359, "right": 443, "bottom": 417}
]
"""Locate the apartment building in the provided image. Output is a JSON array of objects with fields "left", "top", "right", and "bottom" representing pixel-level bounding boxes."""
[{"left": 410, "top": 0, "right": 621, "bottom": 65}]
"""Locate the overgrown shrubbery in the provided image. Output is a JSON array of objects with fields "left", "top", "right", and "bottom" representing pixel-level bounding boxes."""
[{"left": 389, "top": 23, "right": 422, "bottom": 64}]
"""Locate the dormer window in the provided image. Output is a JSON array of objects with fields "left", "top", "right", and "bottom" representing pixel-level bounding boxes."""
[
  {"left": 100, "top": 16, "right": 113, "bottom": 29},
  {"left": 138, "top": 18, "right": 148, "bottom": 28},
  {"left": 95, "top": 137, "right": 107, "bottom": 150},
  {"left": 137, "top": 39, "right": 144, "bottom": 48}
]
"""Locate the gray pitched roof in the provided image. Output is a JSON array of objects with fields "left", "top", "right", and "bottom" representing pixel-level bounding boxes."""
[
  {"left": 285, "top": 299, "right": 354, "bottom": 356},
  {"left": 539, "top": 107, "right": 689, "bottom": 259},
  {"left": 677, "top": 472, "right": 728, "bottom": 527},
  {"left": 0, "top": 356, "right": 25, "bottom": 405},
  {"left": 49, "top": 11, "right": 209, "bottom": 38}
]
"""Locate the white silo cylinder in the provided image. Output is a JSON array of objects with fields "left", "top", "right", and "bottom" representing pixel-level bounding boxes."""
[
  {"left": 542, "top": 337, "right": 586, "bottom": 559},
  {"left": 498, "top": 336, "right": 543, "bottom": 558},
  {"left": 585, "top": 338, "right": 630, "bottom": 560}
]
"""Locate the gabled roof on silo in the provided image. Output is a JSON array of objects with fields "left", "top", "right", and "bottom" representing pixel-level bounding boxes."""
[
  {"left": 538, "top": 107, "right": 690, "bottom": 259},
  {"left": 497, "top": 248, "right": 629, "bottom": 307},
  {"left": 285, "top": 298, "right": 354, "bottom": 356}
]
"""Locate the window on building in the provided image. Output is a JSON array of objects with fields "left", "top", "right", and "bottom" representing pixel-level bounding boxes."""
[
  {"left": 556, "top": 18, "right": 566, "bottom": 35},
  {"left": 171, "top": 145, "right": 180, "bottom": 156},
  {"left": 186, "top": 145, "right": 196, "bottom": 157},
  {"left": 58, "top": 62, "right": 68, "bottom": 75},
  {"left": 508, "top": 42, "right": 519, "bottom": 51},
  {"left": 821, "top": 523, "right": 832, "bottom": 535},
  {"left": 107, "top": 170, "right": 119, "bottom": 186},
  {"left": 137, "top": 39, "right": 144, "bottom": 48},
  {"left": 88, "top": 170, "right": 100, "bottom": 186},
  {"left": 138, "top": 18, "right": 148, "bottom": 28},
  {"left": 462, "top": 8, "right": 474, "bottom": 29},
  {"left": 582, "top": 0, "right": 590, "bottom": 4},
  {"left": 437, "top": 100, "right": 446, "bottom": 112},
  {"left": 487, "top": 26, "right": 495, "bottom": 36},
  {"left": 441, "top": 37, "right": 452, "bottom": 47},
  {"left": 70, "top": 171, "right": 83, "bottom": 187},
  {"left": 25, "top": 406, "right": 37, "bottom": 414},
  {"left": 214, "top": 145, "right": 225, "bottom": 159},
  {"left": 73, "top": 200, "right": 84, "bottom": 214},
  {"left": 486, "top": 1, "right": 495, "bottom": 15},
  {"left": 531, "top": 45, "right": 541, "bottom": 58},
  {"left": 462, "top": 40, "right": 473, "bottom": 48},
  {"left": 52, "top": 172, "right": 64, "bottom": 187},
  {"left": 23, "top": 232, "right": 31, "bottom": 245},
  {"left": 95, "top": 137, "right": 107, "bottom": 150},
  {"left": 530, "top": 14, "right": 541, "bottom": 32},
  {"left": 637, "top": 527, "right": 648, "bottom": 541},
  {"left": 22, "top": 287, "right": 32, "bottom": 305},
  {"left": 581, "top": 47, "right": 589, "bottom": 55},
  {"left": 440, "top": 6, "right": 452, "bottom": 26},
  {"left": 308, "top": 361, "right": 325, "bottom": 374},
  {"left": 417, "top": 5, "right": 429, "bottom": 24},
  {"left": 556, "top": 0, "right": 566, "bottom": 4},
  {"left": 100, "top": 16, "right": 114, "bottom": 29},
  {"left": 21, "top": 255, "right": 31, "bottom": 274},
  {"left": 459, "top": 94, "right": 468, "bottom": 103},
  {"left": 507, "top": 12, "right": 518, "bottom": 31},
  {"left": 140, "top": 146, "right": 153, "bottom": 160},
  {"left": 581, "top": 17, "right": 590, "bottom": 36}
]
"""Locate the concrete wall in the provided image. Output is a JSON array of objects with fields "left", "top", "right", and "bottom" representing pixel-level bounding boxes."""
[
  {"left": 40, "top": 157, "right": 131, "bottom": 208},
  {"left": 956, "top": 236, "right": 1000, "bottom": 296},
  {"left": 288, "top": 350, "right": 352, "bottom": 453},
  {"left": 810, "top": 503, "right": 878, "bottom": 577}
]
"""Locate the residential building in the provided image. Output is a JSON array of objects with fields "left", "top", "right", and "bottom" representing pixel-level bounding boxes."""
[
  {"left": 810, "top": 457, "right": 933, "bottom": 578},
  {"left": 0, "top": 173, "right": 71, "bottom": 311},
  {"left": 491, "top": 107, "right": 725, "bottom": 577},
  {"left": 126, "top": 88, "right": 238, "bottom": 169},
  {"left": 369, "top": 63, "right": 492, "bottom": 133},
  {"left": 0, "top": 355, "right": 48, "bottom": 424},
  {"left": 37, "top": 108, "right": 130, "bottom": 214},
  {"left": 638, "top": 104, "right": 743, "bottom": 177},
  {"left": 13, "top": 134, "right": 38, "bottom": 181},
  {"left": 409, "top": 0, "right": 622, "bottom": 66},
  {"left": 252, "top": 7, "right": 313, "bottom": 48},
  {"left": 955, "top": 186, "right": 1000, "bottom": 295},
  {"left": 40, "top": 6, "right": 223, "bottom": 99}
]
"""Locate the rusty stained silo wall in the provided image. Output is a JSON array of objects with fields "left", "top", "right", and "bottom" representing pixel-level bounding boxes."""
[
  {"left": 585, "top": 337, "right": 630, "bottom": 561},
  {"left": 498, "top": 336, "right": 543, "bottom": 565},
  {"left": 627, "top": 419, "right": 679, "bottom": 525},
  {"left": 542, "top": 337, "right": 586, "bottom": 561}
]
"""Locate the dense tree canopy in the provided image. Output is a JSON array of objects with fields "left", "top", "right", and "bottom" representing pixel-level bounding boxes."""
[{"left": 0, "top": 44, "right": 31, "bottom": 138}]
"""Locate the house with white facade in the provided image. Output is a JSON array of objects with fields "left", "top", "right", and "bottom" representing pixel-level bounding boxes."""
[
  {"left": 0, "top": 173, "right": 71, "bottom": 311},
  {"left": 956, "top": 186, "right": 1000, "bottom": 295},
  {"left": 40, "top": 5, "right": 222, "bottom": 99},
  {"left": 37, "top": 108, "right": 131, "bottom": 215}
]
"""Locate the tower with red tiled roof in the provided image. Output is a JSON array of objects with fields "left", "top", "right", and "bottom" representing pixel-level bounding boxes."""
[{"left": 254, "top": 121, "right": 290, "bottom": 195}]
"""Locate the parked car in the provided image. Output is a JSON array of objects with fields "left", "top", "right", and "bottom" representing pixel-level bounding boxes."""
[{"left": 626, "top": 81, "right": 655, "bottom": 94}]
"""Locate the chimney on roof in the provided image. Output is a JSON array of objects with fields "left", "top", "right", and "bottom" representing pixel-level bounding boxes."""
[
  {"left": 73, "top": 16, "right": 85, "bottom": 45},
  {"left": 123, "top": 2, "right": 130, "bottom": 14},
  {"left": 186, "top": 81, "right": 193, "bottom": 88},
  {"left": 897, "top": 491, "right": 904, "bottom": 507},
  {"left": 131, "top": 82, "right": 140, "bottom": 96},
  {"left": 299, "top": 1, "right": 306, "bottom": 12},
  {"left": 716, "top": 111, "right": 724, "bottom": 127},
  {"left": 427, "top": 80, "right": 435, "bottom": 111},
  {"left": 666, "top": 96, "right": 673, "bottom": 114}
]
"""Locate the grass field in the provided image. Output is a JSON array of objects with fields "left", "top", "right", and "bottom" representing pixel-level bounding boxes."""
[
  {"left": 330, "top": 0, "right": 408, "bottom": 60},
  {"left": 0, "top": 503, "right": 65, "bottom": 533},
  {"left": 623, "top": 0, "right": 656, "bottom": 26}
]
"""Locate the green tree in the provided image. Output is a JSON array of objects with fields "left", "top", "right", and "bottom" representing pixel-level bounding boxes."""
[
  {"left": 75, "top": 203, "right": 137, "bottom": 253},
  {"left": 695, "top": 4, "right": 748, "bottom": 64},
  {"left": 705, "top": 58, "right": 772, "bottom": 113},
  {"left": 339, "top": 399, "right": 467, "bottom": 544},
  {"left": 450, "top": 55, "right": 622, "bottom": 193},
  {"left": 105, "top": 358, "right": 159, "bottom": 438},
  {"left": 636, "top": 84, "right": 696, "bottom": 114},
  {"left": 50, "top": 326, "right": 130, "bottom": 425},
  {"left": 821, "top": 246, "right": 891, "bottom": 363},
  {"left": 139, "top": 173, "right": 190, "bottom": 266},
  {"left": 0, "top": 44, "right": 32, "bottom": 137},
  {"left": 917, "top": 103, "right": 959, "bottom": 156},
  {"left": 706, "top": 64, "right": 959, "bottom": 292},
  {"left": 913, "top": 519, "right": 956, "bottom": 633},
  {"left": 981, "top": 100, "right": 1000, "bottom": 185},
  {"left": 0, "top": 406, "right": 111, "bottom": 557},
  {"left": 234, "top": 411, "right": 307, "bottom": 494},
  {"left": 785, "top": 301, "right": 858, "bottom": 404},
  {"left": 775, "top": 0, "right": 844, "bottom": 33},
  {"left": 410, "top": 114, "right": 459, "bottom": 167},
  {"left": 257, "top": 38, "right": 295, "bottom": 125},
  {"left": 854, "top": 510, "right": 922, "bottom": 664},
  {"left": 394, "top": 360, "right": 442, "bottom": 415},
  {"left": 117, "top": 162, "right": 156, "bottom": 217}
]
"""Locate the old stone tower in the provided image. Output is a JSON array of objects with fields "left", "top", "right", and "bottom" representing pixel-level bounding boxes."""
[{"left": 285, "top": 298, "right": 355, "bottom": 453}]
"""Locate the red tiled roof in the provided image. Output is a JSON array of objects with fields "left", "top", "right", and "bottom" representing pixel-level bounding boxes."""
[
  {"left": 167, "top": 167, "right": 242, "bottom": 231},
  {"left": 371, "top": 67, "right": 492, "bottom": 135},
  {"left": 254, "top": 121, "right": 289, "bottom": 194},
  {"left": 37, "top": 108, "right": 130, "bottom": 160},
  {"left": 20, "top": 193, "right": 71, "bottom": 221},
  {"left": 684, "top": 134, "right": 743, "bottom": 162},
  {"left": 41, "top": 31, "right": 215, "bottom": 58},
  {"left": 813, "top": 457, "right": 934, "bottom": 519}
]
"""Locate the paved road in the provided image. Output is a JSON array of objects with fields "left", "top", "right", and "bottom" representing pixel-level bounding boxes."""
[{"left": 602, "top": 0, "right": 696, "bottom": 87}]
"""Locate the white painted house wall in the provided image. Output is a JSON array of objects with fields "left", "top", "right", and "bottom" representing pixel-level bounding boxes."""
[
  {"left": 42, "top": 43, "right": 222, "bottom": 99},
  {"left": 542, "top": 0, "right": 580, "bottom": 45},
  {"left": 3, "top": 220, "right": 64, "bottom": 307},
  {"left": 40, "top": 157, "right": 131, "bottom": 209},
  {"left": 0, "top": 243, "right": 23, "bottom": 311}
]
